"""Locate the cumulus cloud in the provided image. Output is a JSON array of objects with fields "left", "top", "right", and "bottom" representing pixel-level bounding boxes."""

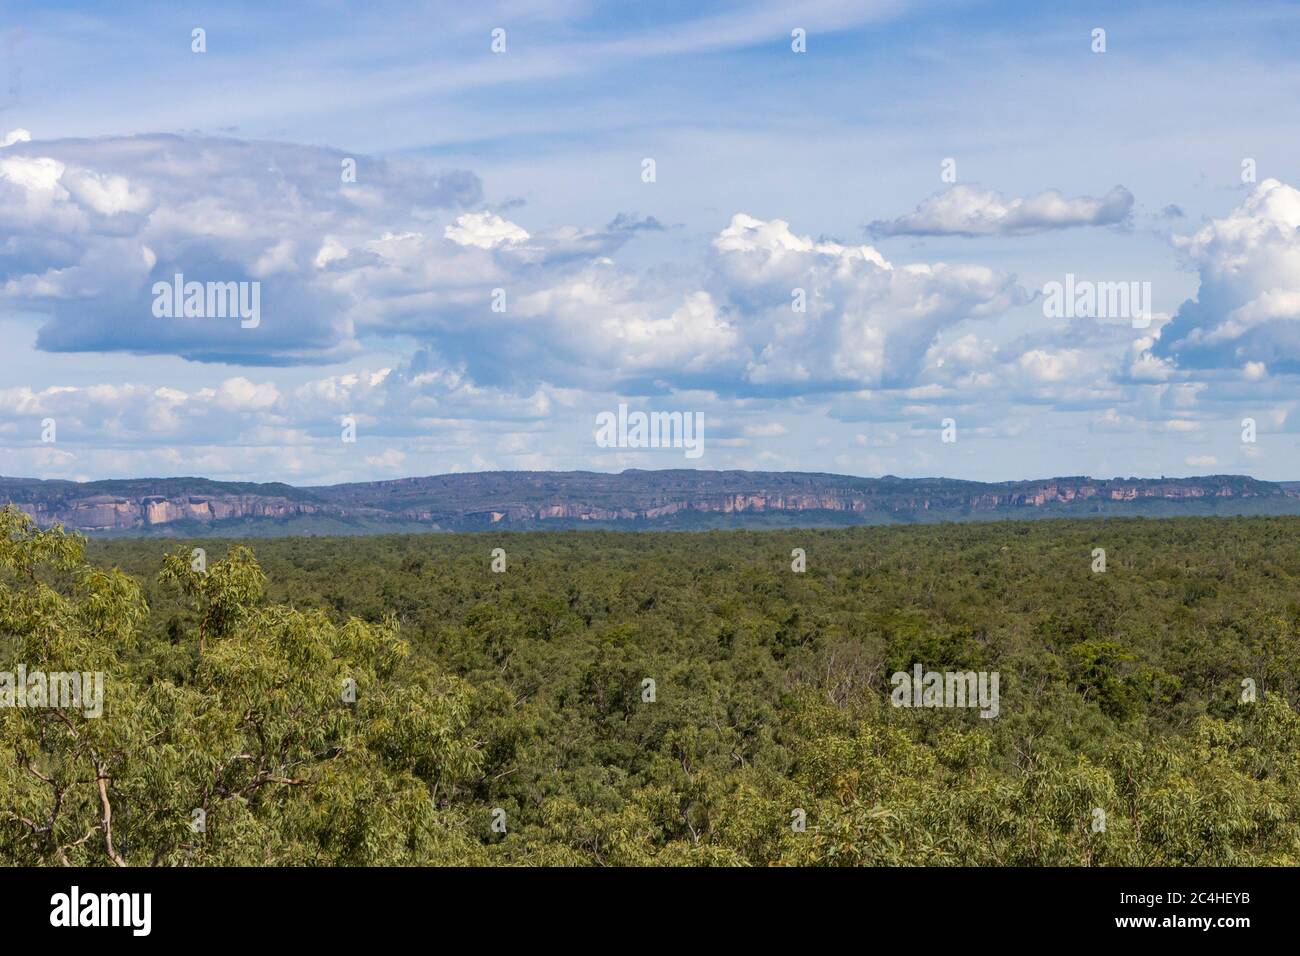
[
  {"left": 869, "top": 184, "right": 1134, "bottom": 237},
  {"left": 705, "top": 213, "right": 1028, "bottom": 392},
  {"left": 9, "top": 131, "right": 1231, "bottom": 479},
  {"left": 0, "top": 132, "right": 481, "bottom": 365},
  {"left": 365, "top": 448, "right": 407, "bottom": 469},
  {"left": 0, "top": 132, "right": 1033, "bottom": 400},
  {"left": 1155, "top": 178, "right": 1300, "bottom": 374},
  {"left": 275, "top": 208, "right": 1026, "bottom": 397},
  {"left": 1015, "top": 348, "right": 1086, "bottom": 384},
  {"left": 284, "top": 350, "right": 555, "bottom": 433},
  {"left": 0, "top": 347, "right": 560, "bottom": 455},
  {"left": 444, "top": 211, "right": 529, "bottom": 249}
]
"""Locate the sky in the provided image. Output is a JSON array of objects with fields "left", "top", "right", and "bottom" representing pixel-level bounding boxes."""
[{"left": 2, "top": 0, "right": 1299, "bottom": 485}]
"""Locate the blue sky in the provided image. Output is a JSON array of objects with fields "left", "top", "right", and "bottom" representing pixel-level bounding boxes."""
[{"left": 2, "top": 0, "right": 1299, "bottom": 484}]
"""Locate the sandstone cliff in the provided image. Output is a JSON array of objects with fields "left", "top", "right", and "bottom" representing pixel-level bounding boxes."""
[{"left": 2, "top": 471, "right": 1297, "bottom": 534}]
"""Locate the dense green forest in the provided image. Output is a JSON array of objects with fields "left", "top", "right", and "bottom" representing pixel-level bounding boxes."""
[{"left": 3, "top": 505, "right": 1299, "bottom": 865}]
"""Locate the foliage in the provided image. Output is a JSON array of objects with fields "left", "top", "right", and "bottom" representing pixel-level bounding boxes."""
[{"left": 4, "top": 507, "right": 1300, "bottom": 865}]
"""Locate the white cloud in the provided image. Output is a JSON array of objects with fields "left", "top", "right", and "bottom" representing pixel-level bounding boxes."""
[
  {"left": 870, "top": 184, "right": 1134, "bottom": 237},
  {"left": 0, "top": 133, "right": 481, "bottom": 365},
  {"left": 60, "top": 167, "right": 151, "bottom": 216},
  {"left": 0, "top": 133, "right": 1039, "bottom": 406},
  {"left": 0, "top": 155, "right": 66, "bottom": 194},
  {"left": 214, "top": 377, "right": 280, "bottom": 412},
  {"left": 1157, "top": 178, "right": 1300, "bottom": 373},
  {"left": 444, "top": 211, "right": 529, "bottom": 249},
  {"left": 1016, "top": 348, "right": 1084, "bottom": 383},
  {"left": 708, "top": 213, "right": 1028, "bottom": 391},
  {"left": 365, "top": 448, "right": 407, "bottom": 469},
  {"left": 5, "top": 129, "right": 1292, "bottom": 482}
]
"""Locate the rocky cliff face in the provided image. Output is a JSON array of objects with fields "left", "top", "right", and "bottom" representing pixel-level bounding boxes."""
[
  {"left": 3, "top": 471, "right": 1297, "bottom": 534},
  {"left": 425, "top": 478, "right": 1292, "bottom": 524},
  {"left": 13, "top": 493, "right": 319, "bottom": 531}
]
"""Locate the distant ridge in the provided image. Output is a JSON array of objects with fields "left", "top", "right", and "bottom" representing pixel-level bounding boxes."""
[{"left": 3, "top": 470, "right": 1299, "bottom": 536}]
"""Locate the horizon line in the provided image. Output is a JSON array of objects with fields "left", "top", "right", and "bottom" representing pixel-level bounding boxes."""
[{"left": 1, "top": 469, "right": 1296, "bottom": 489}]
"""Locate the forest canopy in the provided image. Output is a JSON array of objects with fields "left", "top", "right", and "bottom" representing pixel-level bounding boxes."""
[{"left": 2, "top": 505, "right": 1299, "bottom": 866}]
